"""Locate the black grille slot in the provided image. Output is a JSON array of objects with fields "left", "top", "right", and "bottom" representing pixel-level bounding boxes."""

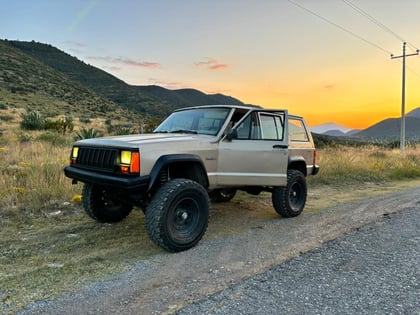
[{"left": 77, "top": 147, "right": 117, "bottom": 171}]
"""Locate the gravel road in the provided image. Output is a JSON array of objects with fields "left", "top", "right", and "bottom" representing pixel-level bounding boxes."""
[
  {"left": 19, "top": 186, "right": 420, "bottom": 315},
  {"left": 176, "top": 206, "right": 420, "bottom": 315}
]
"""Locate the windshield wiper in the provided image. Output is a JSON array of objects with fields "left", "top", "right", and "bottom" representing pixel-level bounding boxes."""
[
  {"left": 170, "top": 129, "right": 198, "bottom": 134},
  {"left": 153, "top": 130, "right": 168, "bottom": 133}
]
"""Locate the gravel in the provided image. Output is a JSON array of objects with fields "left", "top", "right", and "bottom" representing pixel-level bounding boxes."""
[
  {"left": 18, "top": 186, "right": 420, "bottom": 315},
  {"left": 176, "top": 206, "right": 420, "bottom": 315}
]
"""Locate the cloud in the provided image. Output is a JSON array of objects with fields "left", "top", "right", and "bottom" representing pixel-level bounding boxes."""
[
  {"left": 102, "top": 66, "right": 123, "bottom": 71},
  {"left": 87, "top": 56, "right": 161, "bottom": 68},
  {"left": 209, "top": 64, "right": 228, "bottom": 70},
  {"left": 194, "top": 57, "right": 229, "bottom": 71},
  {"left": 324, "top": 84, "right": 334, "bottom": 90},
  {"left": 148, "top": 78, "right": 184, "bottom": 89},
  {"left": 204, "top": 88, "right": 231, "bottom": 94}
]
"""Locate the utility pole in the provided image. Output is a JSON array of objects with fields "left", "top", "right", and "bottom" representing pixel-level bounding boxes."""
[{"left": 391, "top": 42, "right": 419, "bottom": 154}]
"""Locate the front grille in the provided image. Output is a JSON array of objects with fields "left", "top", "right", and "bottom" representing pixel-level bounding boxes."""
[{"left": 77, "top": 147, "right": 118, "bottom": 172}]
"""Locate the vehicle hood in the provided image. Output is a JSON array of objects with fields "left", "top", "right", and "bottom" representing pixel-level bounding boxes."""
[{"left": 75, "top": 133, "right": 218, "bottom": 149}]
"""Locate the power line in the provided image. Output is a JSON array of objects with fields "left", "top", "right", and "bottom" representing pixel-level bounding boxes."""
[
  {"left": 286, "top": 0, "right": 392, "bottom": 55},
  {"left": 341, "top": 0, "right": 419, "bottom": 53}
]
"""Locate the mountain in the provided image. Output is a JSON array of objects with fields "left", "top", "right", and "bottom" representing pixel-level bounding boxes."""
[
  {"left": 6, "top": 40, "right": 244, "bottom": 117},
  {"left": 310, "top": 122, "right": 353, "bottom": 134},
  {"left": 322, "top": 129, "right": 347, "bottom": 137},
  {"left": 354, "top": 116, "right": 420, "bottom": 141},
  {"left": 407, "top": 107, "right": 420, "bottom": 118},
  {"left": 0, "top": 39, "right": 132, "bottom": 122}
]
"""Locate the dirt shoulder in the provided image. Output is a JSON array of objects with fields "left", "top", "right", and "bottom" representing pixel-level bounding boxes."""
[{"left": 20, "top": 181, "right": 420, "bottom": 315}]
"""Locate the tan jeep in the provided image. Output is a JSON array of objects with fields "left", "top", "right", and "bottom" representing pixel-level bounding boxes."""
[{"left": 65, "top": 105, "right": 319, "bottom": 252}]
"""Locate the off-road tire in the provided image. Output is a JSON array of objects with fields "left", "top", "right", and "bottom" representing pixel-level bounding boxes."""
[
  {"left": 210, "top": 189, "right": 237, "bottom": 202},
  {"left": 145, "top": 179, "right": 210, "bottom": 252},
  {"left": 82, "top": 184, "right": 133, "bottom": 223},
  {"left": 272, "top": 170, "right": 307, "bottom": 217}
]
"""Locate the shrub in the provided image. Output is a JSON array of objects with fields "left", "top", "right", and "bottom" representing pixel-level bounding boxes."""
[
  {"left": 0, "top": 103, "right": 8, "bottom": 110},
  {"left": 45, "top": 119, "right": 74, "bottom": 135},
  {"left": 114, "top": 127, "right": 131, "bottom": 135},
  {"left": 0, "top": 114, "right": 14, "bottom": 122},
  {"left": 20, "top": 111, "right": 46, "bottom": 130},
  {"left": 79, "top": 117, "right": 91, "bottom": 124},
  {"left": 75, "top": 128, "right": 100, "bottom": 140},
  {"left": 15, "top": 131, "right": 33, "bottom": 143}
]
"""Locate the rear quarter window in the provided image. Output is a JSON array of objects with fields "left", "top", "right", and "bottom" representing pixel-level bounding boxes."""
[{"left": 289, "top": 118, "right": 309, "bottom": 142}]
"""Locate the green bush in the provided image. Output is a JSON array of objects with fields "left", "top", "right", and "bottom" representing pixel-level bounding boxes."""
[
  {"left": 45, "top": 119, "right": 74, "bottom": 135},
  {"left": 114, "top": 127, "right": 131, "bottom": 135},
  {"left": 75, "top": 128, "right": 100, "bottom": 140},
  {"left": 20, "top": 111, "right": 46, "bottom": 130},
  {"left": 0, "top": 114, "right": 14, "bottom": 121}
]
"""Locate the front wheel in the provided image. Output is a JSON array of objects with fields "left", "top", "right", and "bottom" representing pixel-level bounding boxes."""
[
  {"left": 272, "top": 170, "right": 307, "bottom": 217},
  {"left": 82, "top": 184, "right": 133, "bottom": 223},
  {"left": 145, "top": 179, "right": 210, "bottom": 252}
]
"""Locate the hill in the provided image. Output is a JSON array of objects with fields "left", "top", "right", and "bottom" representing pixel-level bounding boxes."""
[
  {"left": 7, "top": 40, "right": 244, "bottom": 117},
  {"left": 310, "top": 122, "right": 353, "bottom": 134},
  {"left": 354, "top": 116, "right": 420, "bottom": 141},
  {"left": 407, "top": 107, "right": 420, "bottom": 118},
  {"left": 0, "top": 39, "right": 132, "bottom": 122}
]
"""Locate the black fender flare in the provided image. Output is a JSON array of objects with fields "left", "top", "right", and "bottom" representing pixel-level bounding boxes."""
[
  {"left": 288, "top": 155, "right": 307, "bottom": 176},
  {"left": 147, "top": 154, "right": 209, "bottom": 192}
]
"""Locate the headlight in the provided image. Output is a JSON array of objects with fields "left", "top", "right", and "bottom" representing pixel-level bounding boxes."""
[
  {"left": 70, "top": 147, "right": 79, "bottom": 164},
  {"left": 121, "top": 151, "right": 132, "bottom": 165},
  {"left": 120, "top": 151, "right": 140, "bottom": 174}
]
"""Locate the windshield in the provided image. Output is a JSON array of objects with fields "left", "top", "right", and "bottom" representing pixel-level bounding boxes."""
[{"left": 154, "top": 107, "right": 231, "bottom": 136}]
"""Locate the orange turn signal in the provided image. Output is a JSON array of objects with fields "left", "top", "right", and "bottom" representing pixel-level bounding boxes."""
[{"left": 130, "top": 152, "right": 140, "bottom": 173}]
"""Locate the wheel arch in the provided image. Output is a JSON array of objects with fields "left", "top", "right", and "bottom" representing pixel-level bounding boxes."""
[
  {"left": 288, "top": 156, "right": 307, "bottom": 176},
  {"left": 148, "top": 154, "right": 209, "bottom": 193}
]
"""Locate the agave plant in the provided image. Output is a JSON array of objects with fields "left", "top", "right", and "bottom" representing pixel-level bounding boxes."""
[{"left": 75, "top": 128, "right": 99, "bottom": 140}]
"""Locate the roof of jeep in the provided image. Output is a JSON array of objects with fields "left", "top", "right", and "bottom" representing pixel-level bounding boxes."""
[
  {"left": 173, "top": 104, "right": 303, "bottom": 119},
  {"left": 173, "top": 104, "right": 263, "bottom": 112}
]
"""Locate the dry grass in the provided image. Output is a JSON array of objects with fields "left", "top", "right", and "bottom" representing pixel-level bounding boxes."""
[
  {"left": 0, "top": 137, "right": 79, "bottom": 218},
  {"left": 1, "top": 132, "right": 420, "bottom": 313},
  {"left": 309, "top": 145, "right": 420, "bottom": 185}
]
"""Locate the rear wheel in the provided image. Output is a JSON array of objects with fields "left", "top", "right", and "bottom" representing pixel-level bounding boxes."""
[
  {"left": 272, "top": 170, "right": 307, "bottom": 217},
  {"left": 145, "top": 179, "right": 210, "bottom": 252},
  {"left": 82, "top": 184, "right": 133, "bottom": 223}
]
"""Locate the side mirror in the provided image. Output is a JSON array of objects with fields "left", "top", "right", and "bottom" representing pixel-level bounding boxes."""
[{"left": 226, "top": 129, "right": 237, "bottom": 141}]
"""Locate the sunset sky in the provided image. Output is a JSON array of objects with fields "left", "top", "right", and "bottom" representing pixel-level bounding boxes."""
[{"left": 2, "top": 0, "right": 420, "bottom": 128}]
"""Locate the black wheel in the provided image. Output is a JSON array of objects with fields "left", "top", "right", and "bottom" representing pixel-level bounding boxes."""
[
  {"left": 145, "top": 179, "right": 209, "bottom": 252},
  {"left": 82, "top": 184, "right": 133, "bottom": 223},
  {"left": 210, "top": 189, "right": 237, "bottom": 202},
  {"left": 272, "top": 170, "right": 307, "bottom": 217}
]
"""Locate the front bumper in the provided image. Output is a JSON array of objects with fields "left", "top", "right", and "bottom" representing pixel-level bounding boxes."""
[{"left": 64, "top": 166, "right": 150, "bottom": 193}]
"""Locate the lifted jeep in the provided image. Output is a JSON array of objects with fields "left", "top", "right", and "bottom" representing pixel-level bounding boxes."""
[{"left": 64, "top": 105, "right": 319, "bottom": 252}]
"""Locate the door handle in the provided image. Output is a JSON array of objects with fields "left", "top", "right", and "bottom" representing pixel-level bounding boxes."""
[{"left": 273, "top": 144, "right": 288, "bottom": 149}]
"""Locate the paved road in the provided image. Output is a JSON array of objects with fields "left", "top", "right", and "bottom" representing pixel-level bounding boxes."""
[{"left": 176, "top": 206, "right": 420, "bottom": 315}]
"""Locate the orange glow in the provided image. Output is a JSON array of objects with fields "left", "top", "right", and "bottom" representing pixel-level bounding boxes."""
[{"left": 228, "top": 58, "right": 420, "bottom": 130}]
